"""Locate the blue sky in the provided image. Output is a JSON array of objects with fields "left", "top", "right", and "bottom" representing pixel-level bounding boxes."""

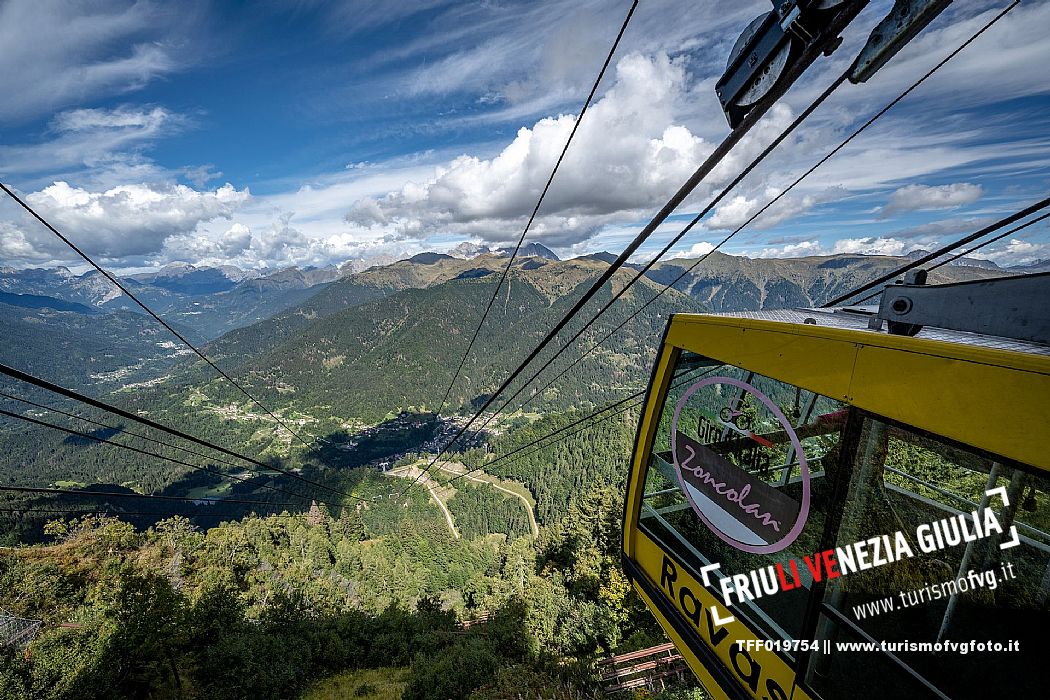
[{"left": 1, "top": 0, "right": 1048, "bottom": 272}]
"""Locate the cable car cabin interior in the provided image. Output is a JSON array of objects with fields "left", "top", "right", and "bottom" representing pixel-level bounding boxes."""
[{"left": 622, "top": 288, "right": 1050, "bottom": 700}]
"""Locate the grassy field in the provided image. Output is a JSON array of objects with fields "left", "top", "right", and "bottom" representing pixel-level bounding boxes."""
[
  {"left": 53, "top": 480, "right": 87, "bottom": 489},
  {"left": 183, "top": 481, "right": 232, "bottom": 499},
  {"left": 301, "top": 667, "right": 409, "bottom": 700}
]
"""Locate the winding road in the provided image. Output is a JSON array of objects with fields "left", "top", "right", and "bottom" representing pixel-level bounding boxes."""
[
  {"left": 387, "top": 460, "right": 539, "bottom": 539},
  {"left": 385, "top": 464, "right": 459, "bottom": 539},
  {"left": 436, "top": 462, "right": 539, "bottom": 538}
]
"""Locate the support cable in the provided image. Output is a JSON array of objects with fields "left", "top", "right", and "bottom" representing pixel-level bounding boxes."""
[
  {"left": 443, "top": 1, "right": 1024, "bottom": 457},
  {"left": 435, "top": 0, "right": 639, "bottom": 415},
  {"left": 0, "top": 407, "right": 318, "bottom": 504},
  {"left": 0, "top": 363, "right": 368, "bottom": 503},
  {"left": 0, "top": 182, "right": 320, "bottom": 450}
]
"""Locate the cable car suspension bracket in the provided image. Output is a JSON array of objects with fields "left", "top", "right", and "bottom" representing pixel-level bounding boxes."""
[
  {"left": 868, "top": 270, "right": 1050, "bottom": 344},
  {"left": 716, "top": 0, "right": 955, "bottom": 127}
]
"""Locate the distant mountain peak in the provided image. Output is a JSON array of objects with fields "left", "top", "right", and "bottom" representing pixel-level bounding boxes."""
[
  {"left": 904, "top": 249, "right": 1000, "bottom": 270},
  {"left": 578, "top": 251, "right": 618, "bottom": 264},
  {"left": 406, "top": 252, "right": 454, "bottom": 265},
  {"left": 449, "top": 242, "right": 492, "bottom": 259},
  {"left": 496, "top": 242, "right": 560, "bottom": 261}
]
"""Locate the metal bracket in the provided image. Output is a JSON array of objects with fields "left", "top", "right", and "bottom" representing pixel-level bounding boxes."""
[
  {"left": 716, "top": 1, "right": 867, "bottom": 128},
  {"left": 850, "top": 0, "right": 952, "bottom": 83},
  {"left": 868, "top": 270, "right": 1050, "bottom": 344}
]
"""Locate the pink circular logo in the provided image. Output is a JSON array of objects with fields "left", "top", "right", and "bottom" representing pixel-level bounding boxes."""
[{"left": 670, "top": 376, "right": 810, "bottom": 554}]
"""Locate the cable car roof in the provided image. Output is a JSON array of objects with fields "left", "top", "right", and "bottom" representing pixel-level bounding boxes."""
[
  {"left": 660, "top": 308, "right": 1050, "bottom": 471},
  {"left": 705, "top": 306, "right": 1050, "bottom": 358}
]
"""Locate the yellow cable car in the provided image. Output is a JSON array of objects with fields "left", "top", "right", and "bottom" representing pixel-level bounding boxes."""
[{"left": 622, "top": 273, "right": 1050, "bottom": 700}]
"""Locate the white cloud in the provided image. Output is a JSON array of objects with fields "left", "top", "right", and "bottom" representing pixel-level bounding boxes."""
[
  {"left": 221, "top": 223, "right": 253, "bottom": 254},
  {"left": 755, "top": 236, "right": 928, "bottom": 259},
  {"left": 879, "top": 183, "right": 983, "bottom": 218},
  {"left": 160, "top": 213, "right": 426, "bottom": 271},
  {"left": 704, "top": 186, "right": 848, "bottom": 232},
  {"left": 667, "top": 241, "right": 715, "bottom": 260},
  {"left": 983, "top": 238, "right": 1048, "bottom": 267},
  {"left": 706, "top": 195, "right": 757, "bottom": 230},
  {"left": 755, "top": 240, "right": 824, "bottom": 258},
  {"left": 0, "top": 222, "right": 50, "bottom": 262},
  {"left": 0, "top": 106, "right": 186, "bottom": 188},
  {"left": 161, "top": 222, "right": 253, "bottom": 262},
  {"left": 830, "top": 237, "right": 912, "bottom": 257},
  {"left": 17, "top": 182, "right": 249, "bottom": 259},
  {"left": 52, "top": 106, "right": 174, "bottom": 133},
  {"left": 344, "top": 53, "right": 809, "bottom": 248},
  {"left": 886, "top": 216, "right": 996, "bottom": 240}
]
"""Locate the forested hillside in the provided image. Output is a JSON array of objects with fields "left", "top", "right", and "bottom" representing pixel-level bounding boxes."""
[
  {"left": 0, "top": 485, "right": 675, "bottom": 700},
  {"left": 0, "top": 300, "right": 193, "bottom": 391},
  {"left": 217, "top": 260, "right": 697, "bottom": 424}
]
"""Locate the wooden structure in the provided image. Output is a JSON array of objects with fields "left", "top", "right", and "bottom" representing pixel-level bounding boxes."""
[{"left": 597, "top": 642, "right": 689, "bottom": 695}]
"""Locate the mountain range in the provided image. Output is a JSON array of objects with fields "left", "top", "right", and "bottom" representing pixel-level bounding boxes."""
[
  {"left": 0, "top": 244, "right": 1037, "bottom": 539},
  {"left": 0, "top": 248, "right": 1019, "bottom": 396}
]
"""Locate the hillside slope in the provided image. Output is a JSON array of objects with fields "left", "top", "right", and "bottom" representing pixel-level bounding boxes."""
[
  {"left": 197, "top": 256, "right": 703, "bottom": 426},
  {"left": 0, "top": 301, "right": 193, "bottom": 391}
]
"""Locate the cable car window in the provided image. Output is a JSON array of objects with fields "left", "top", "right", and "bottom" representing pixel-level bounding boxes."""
[
  {"left": 807, "top": 414, "right": 1050, "bottom": 700},
  {"left": 639, "top": 349, "right": 849, "bottom": 647}
]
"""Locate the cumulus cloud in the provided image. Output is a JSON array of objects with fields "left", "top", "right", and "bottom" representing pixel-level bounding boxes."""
[
  {"left": 346, "top": 53, "right": 720, "bottom": 247},
  {"left": 879, "top": 183, "right": 983, "bottom": 218},
  {"left": 344, "top": 52, "right": 811, "bottom": 250},
  {"left": 667, "top": 241, "right": 715, "bottom": 260},
  {"left": 983, "top": 238, "right": 1049, "bottom": 267},
  {"left": 707, "top": 191, "right": 809, "bottom": 231},
  {"left": 158, "top": 216, "right": 418, "bottom": 270},
  {"left": 706, "top": 196, "right": 757, "bottom": 230},
  {"left": 704, "top": 186, "right": 849, "bottom": 232},
  {"left": 0, "top": 222, "right": 51, "bottom": 262},
  {"left": 830, "top": 237, "right": 912, "bottom": 257},
  {"left": 755, "top": 235, "right": 929, "bottom": 259},
  {"left": 160, "top": 222, "right": 253, "bottom": 261},
  {"left": 19, "top": 182, "right": 249, "bottom": 259},
  {"left": 220, "top": 223, "right": 253, "bottom": 254},
  {"left": 755, "top": 239, "right": 824, "bottom": 258}
]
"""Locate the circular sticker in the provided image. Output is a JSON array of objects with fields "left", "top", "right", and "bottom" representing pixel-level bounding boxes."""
[{"left": 670, "top": 376, "right": 810, "bottom": 554}]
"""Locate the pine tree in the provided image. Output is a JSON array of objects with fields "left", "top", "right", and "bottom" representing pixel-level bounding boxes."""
[{"left": 337, "top": 507, "right": 366, "bottom": 541}]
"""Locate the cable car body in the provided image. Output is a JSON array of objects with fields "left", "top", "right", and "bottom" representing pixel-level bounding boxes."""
[{"left": 622, "top": 274, "right": 1050, "bottom": 700}]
